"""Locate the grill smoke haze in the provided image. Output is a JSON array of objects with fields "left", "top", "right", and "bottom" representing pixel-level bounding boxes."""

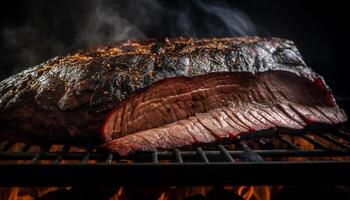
[{"left": 0, "top": 0, "right": 258, "bottom": 80}]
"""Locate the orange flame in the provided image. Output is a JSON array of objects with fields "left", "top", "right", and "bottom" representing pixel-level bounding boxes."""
[
  {"left": 158, "top": 192, "right": 168, "bottom": 200},
  {"left": 237, "top": 186, "right": 271, "bottom": 200}
]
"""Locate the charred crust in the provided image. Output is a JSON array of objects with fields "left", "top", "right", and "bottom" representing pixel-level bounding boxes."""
[{"left": 0, "top": 37, "right": 316, "bottom": 112}]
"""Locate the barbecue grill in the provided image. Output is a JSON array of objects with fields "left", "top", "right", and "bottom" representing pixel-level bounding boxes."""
[{"left": 1, "top": 102, "right": 350, "bottom": 187}]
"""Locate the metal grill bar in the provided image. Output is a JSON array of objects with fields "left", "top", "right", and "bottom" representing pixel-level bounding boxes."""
[
  {"left": 1, "top": 141, "right": 13, "bottom": 152},
  {"left": 174, "top": 149, "right": 183, "bottom": 163},
  {"left": 334, "top": 128, "right": 350, "bottom": 141},
  {"left": 196, "top": 147, "right": 209, "bottom": 163},
  {"left": 275, "top": 134, "right": 301, "bottom": 150},
  {"left": 106, "top": 153, "right": 113, "bottom": 164},
  {"left": 217, "top": 145, "right": 235, "bottom": 162},
  {"left": 318, "top": 133, "right": 350, "bottom": 149},
  {"left": 53, "top": 145, "right": 71, "bottom": 164},
  {"left": 31, "top": 146, "right": 50, "bottom": 163},
  {"left": 297, "top": 134, "right": 330, "bottom": 149},
  {"left": 31, "top": 153, "right": 41, "bottom": 163},
  {"left": 253, "top": 138, "right": 272, "bottom": 150},
  {"left": 152, "top": 150, "right": 158, "bottom": 163},
  {"left": 237, "top": 141, "right": 264, "bottom": 162},
  {"left": 81, "top": 150, "right": 91, "bottom": 164}
]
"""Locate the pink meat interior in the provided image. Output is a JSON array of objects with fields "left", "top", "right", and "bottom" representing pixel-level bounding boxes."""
[{"left": 101, "top": 71, "right": 347, "bottom": 155}]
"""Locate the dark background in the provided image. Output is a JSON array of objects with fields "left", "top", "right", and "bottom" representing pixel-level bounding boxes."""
[{"left": 0, "top": 0, "right": 348, "bottom": 98}]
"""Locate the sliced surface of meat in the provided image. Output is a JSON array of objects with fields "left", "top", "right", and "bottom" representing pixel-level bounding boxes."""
[
  {"left": 0, "top": 37, "right": 347, "bottom": 155},
  {"left": 103, "top": 71, "right": 346, "bottom": 155}
]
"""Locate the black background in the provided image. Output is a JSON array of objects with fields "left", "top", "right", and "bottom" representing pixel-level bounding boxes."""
[{"left": 0, "top": 0, "right": 348, "bottom": 97}]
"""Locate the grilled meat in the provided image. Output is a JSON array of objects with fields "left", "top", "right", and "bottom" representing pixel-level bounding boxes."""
[{"left": 0, "top": 37, "right": 347, "bottom": 155}]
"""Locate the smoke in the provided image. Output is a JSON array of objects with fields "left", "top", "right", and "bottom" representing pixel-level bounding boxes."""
[
  {"left": 163, "top": 0, "right": 257, "bottom": 38},
  {"left": 0, "top": 0, "right": 258, "bottom": 79},
  {"left": 76, "top": 0, "right": 147, "bottom": 45},
  {"left": 1, "top": 25, "right": 66, "bottom": 74},
  {"left": 196, "top": 0, "right": 257, "bottom": 36}
]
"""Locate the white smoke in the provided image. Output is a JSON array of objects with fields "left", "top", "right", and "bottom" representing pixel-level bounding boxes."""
[
  {"left": 196, "top": 0, "right": 257, "bottom": 36},
  {"left": 77, "top": 0, "right": 146, "bottom": 45},
  {"left": 0, "top": 0, "right": 259, "bottom": 79}
]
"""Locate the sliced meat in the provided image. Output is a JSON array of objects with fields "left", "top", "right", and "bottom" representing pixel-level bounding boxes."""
[
  {"left": 105, "top": 102, "right": 346, "bottom": 156},
  {"left": 102, "top": 71, "right": 347, "bottom": 155},
  {"left": 102, "top": 71, "right": 343, "bottom": 139}
]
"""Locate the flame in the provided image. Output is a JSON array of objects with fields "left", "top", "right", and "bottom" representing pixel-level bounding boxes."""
[
  {"left": 8, "top": 188, "right": 19, "bottom": 200},
  {"left": 237, "top": 186, "right": 271, "bottom": 200},
  {"left": 158, "top": 192, "right": 167, "bottom": 200},
  {"left": 109, "top": 187, "right": 125, "bottom": 200},
  {"left": 117, "top": 187, "right": 124, "bottom": 197},
  {"left": 253, "top": 186, "right": 271, "bottom": 200},
  {"left": 244, "top": 186, "right": 254, "bottom": 199}
]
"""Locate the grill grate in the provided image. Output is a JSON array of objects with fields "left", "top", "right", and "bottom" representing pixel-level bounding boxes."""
[{"left": 0, "top": 124, "right": 350, "bottom": 186}]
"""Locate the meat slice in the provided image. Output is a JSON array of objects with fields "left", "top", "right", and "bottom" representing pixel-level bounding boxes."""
[
  {"left": 102, "top": 71, "right": 347, "bottom": 155},
  {"left": 105, "top": 103, "right": 346, "bottom": 156},
  {"left": 0, "top": 37, "right": 347, "bottom": 154}
]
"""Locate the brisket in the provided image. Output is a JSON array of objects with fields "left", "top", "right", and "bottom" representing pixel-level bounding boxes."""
[{"left": 0, "top": 37, "right": 347, "bottom": 155}]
